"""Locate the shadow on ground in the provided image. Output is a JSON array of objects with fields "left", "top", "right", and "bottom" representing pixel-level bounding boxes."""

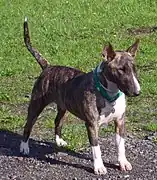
[{"left": 0, "top": 129, "right": 119, "bottom": 174}]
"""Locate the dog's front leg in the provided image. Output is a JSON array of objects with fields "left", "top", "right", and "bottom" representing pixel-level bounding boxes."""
[
  {"left": 85, "top": 121, "right": 107, "bottom": 175},
  {"left": 115, "top": 115, "right": 132, "bottom": 171}
]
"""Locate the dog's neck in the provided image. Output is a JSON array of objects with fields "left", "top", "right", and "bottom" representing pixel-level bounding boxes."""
[
  {"left": 94, "top": 62, "right": 121, "bottom": 99},
  {"left": 103, "top": 78, "right": 119, "bottom": 96}
]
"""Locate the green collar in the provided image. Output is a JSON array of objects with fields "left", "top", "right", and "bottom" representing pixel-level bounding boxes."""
[{"left": 93, "top": 66, "right": 123, "bottom": 102}]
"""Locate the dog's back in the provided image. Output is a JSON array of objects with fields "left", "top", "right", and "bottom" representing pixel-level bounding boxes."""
[{"left": 31, "top": 65, "right": 84, "bottom": 104}]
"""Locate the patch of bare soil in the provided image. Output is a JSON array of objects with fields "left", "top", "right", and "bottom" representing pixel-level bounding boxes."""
[
  {"left": 0, "top": 129, "right": 156, "bottom": 180},
  {"left": 127, "top": 26, "right": 157, "bottom": 35}
]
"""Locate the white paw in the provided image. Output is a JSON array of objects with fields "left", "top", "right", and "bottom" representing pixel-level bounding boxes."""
[
  {"left": 55, "top": 135, "right": 67, "bottom": 147},
  {"left": 92, "top": 145, "right": 107, "bottom": 175},
  {"left": 119, "top": 158, "right": 132, "bottom": 171},
  {"left": 20, "top": 141, "right": 29, "bottom": 155},
  {"left": 94, "top": 159, "right": 107, "bottom": 175}
]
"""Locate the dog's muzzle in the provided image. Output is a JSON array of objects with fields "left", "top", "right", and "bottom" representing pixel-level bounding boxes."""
[{"left": 133, "top": 91, "right": 140, "bottom": 96}]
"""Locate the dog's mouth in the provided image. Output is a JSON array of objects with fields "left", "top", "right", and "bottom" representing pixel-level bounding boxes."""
[
  {"left": 122, "top": 90, "right": 140, "bottom": 97},
  {"left": 121, "top": 90, "right": 132, "bottom": 97},
  {"left": 117, "top": 82, "right": 141, "bottom": 97}
]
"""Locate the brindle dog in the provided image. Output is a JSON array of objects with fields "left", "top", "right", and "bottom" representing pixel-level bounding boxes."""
[{"left": 20, "top": 17, "right": 140, "bottom": 175}]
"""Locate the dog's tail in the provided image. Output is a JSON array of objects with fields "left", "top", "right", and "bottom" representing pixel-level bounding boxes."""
[{"left": 24, "top": 17, "right": 49, "bottom": 70}]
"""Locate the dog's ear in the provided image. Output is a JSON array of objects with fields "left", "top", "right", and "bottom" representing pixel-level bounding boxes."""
[
  {"left": 102, "top": 43, "right": 116, "bottom": 62},
  {"left": 126, "top": 39, "right": 140, "bottom": 58}
]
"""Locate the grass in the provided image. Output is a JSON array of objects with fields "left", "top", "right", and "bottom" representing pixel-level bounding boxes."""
[
  {"left": 143, "top": 122, "right": 157, "bottom": 132},
  {"left": 0, "top": 0, "right": 157, "bottom": 150}
]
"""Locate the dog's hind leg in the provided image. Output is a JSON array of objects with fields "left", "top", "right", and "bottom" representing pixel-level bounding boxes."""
[
  {"left": 55, "top": 106, "right": 67, "bottom": 147},
  {"left": 20, "top": 97, "right": 47, "bottom": 155},
  {"left": 85, "top": 121, "right": 107, "bottom": 175},
  {"left": 114, "top": 115, "right": 132, "bottom": 171}
]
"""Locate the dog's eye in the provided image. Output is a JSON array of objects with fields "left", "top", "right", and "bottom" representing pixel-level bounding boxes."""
[
  {"left": 112, "top": 68, "right": 116, "bottom": 72},
  {"left": 119, "top": 68, "right": 124, "bottom": 71},
  {"left": 119, "top": 67, "right": 126, "bottom": 73}
]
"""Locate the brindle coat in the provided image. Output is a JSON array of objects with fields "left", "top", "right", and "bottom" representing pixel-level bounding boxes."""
[{"left": 20, "top": 18, "right": 140, "bottom": 175}]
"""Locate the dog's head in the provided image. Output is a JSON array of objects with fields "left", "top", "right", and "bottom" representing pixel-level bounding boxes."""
[{"left": 101, "top": 39, "right": 140, "bottom": 97}]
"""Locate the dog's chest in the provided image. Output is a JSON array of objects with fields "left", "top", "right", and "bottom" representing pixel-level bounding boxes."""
[{"left": 98, "top": 93, "right": 126, "bottom": 126}]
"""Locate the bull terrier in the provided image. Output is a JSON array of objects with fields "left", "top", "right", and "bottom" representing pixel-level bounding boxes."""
[{"left": 20, "top": 17, "right": 140, "bottom": 175}]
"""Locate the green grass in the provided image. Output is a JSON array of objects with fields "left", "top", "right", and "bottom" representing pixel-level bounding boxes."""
[
  {"left": 0, "top": 0, "right": 157, "bottom": 149},
  {"left": 143, "top": 122, "right": 157, "bottom": 132}
]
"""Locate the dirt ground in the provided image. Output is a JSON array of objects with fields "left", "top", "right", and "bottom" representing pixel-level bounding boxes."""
[{"left": 0, "top": 129, "right": 156, "bottom": 180}]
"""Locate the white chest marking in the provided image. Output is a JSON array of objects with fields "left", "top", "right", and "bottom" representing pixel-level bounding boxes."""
[{"left": 99, "top": 93, "right": 126, "bottom": 126}]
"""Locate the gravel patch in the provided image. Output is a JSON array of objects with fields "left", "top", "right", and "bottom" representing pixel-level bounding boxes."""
[{"left": 0, "top": 130, "right": 156, "bottom": 180}]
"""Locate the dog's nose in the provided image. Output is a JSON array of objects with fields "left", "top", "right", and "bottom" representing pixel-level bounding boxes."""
[{"left": 133, "top": 91, "right": 140, "bottom": 96}]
